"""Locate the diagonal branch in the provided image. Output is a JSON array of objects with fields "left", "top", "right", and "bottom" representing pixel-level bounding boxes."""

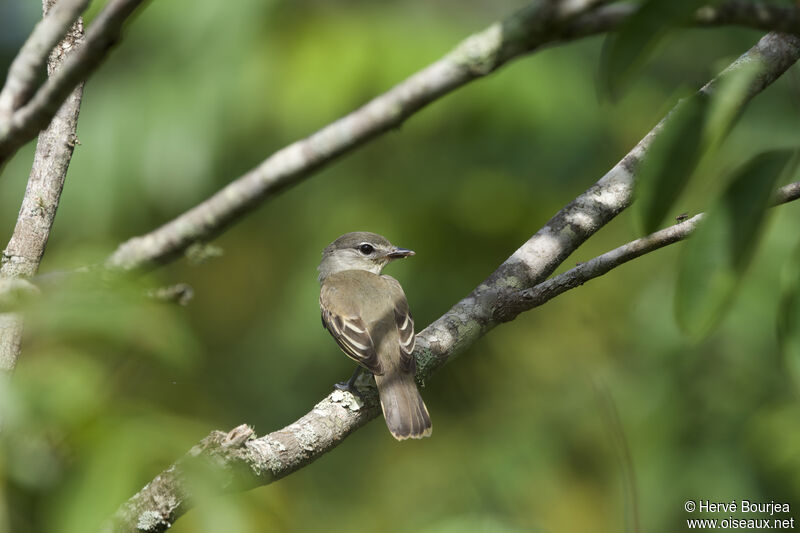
[
  {"left": 0, "top": 0, "right": 86, "bottom": 373},
  {"left": 0, "top": 0, "right": 149, "bottom": 168},
  {"left": 0, "top": 0, "right": 88, "bottom": 118},
  {"left": 492, "top": 180, "right": 800, "bottom": 323},
  {"left": 106, "top": 33, "right": 800, "bottom": 533}
]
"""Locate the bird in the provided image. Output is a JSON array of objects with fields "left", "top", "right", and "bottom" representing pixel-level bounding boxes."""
[{"left": 318, "top": 231, "right": 432, "bottom": 440}]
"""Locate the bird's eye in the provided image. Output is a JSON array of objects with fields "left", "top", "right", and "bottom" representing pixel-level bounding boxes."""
[{"left": 358, "top": 243, "right": 375, "bottom": 255}]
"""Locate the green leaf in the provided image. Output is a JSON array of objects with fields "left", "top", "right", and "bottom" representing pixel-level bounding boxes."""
[
  {"left": 636, "top": 57, "right": 765, "bottom": 235},
  {"left": 636, "top": 94, "right": 709, "bottom": 234},
  {"left": 778, "top": 240, "right": 800, "bottom": 391},
  {"left": 600, "top": 0, "right": 704, "bottom": 99},
  {"left": 704, "top": 59, "right": 764, "bottom": 150},
  {"left": 676, "top": 150, "right": 797, "bottom": 339}
]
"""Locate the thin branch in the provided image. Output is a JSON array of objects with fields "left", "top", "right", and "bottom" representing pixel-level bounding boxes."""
[
  {"left": 493, "top": 212, "right": 706, "bottom": 322},
  {"left": 146, "top": 283, "right": 195, "bottom": 306},
  {"left": 694, "top": 1, "right": 800, "bottom": 34},
  {"left": 0, "top": 0, "right": 148, "bottom": 168},
  {"left": 493, "top": 179, "right": 800, "bottom": 322},
  {"left": 572, "top": 1, "right": 800, "bottom": 36},
  {"left": 0, "top": 0, "right": 85, "bottom": 373},
  {"left": 0, "top": 0, "right": 88, "bottom": 118},
  {"left": 772, "top": 180, "right": 800, "bottom": 205},
  {"left": 106, "top": 33, "right": 800, "bottom": 533}
]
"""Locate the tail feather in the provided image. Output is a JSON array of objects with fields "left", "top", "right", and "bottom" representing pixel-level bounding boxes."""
[{"left": 375, "top": 371, "right": 432, "bottom": 440}]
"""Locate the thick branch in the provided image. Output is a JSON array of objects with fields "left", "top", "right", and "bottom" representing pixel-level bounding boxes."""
[
  {"left": 415, "top": 31, "right": 800, "bottom": 378},
  {"left": 0, "top": 1, "right": 85, "bottom": 372},
  {"left": 106, "top": 33, "right": 800, "bottom": 533},
  {"left": 0, "top": 0, "right": 148, "bottom": 167}
]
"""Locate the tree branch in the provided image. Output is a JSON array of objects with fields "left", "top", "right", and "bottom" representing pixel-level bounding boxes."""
[
  {"left": 0, "top": 0, "right": 88, "bottom": 119},
  {"left": 694, "top": 1, "right": 800, "bottom": 34},
  {"left": 0, "top": 0, "right": 85, "bottom": 372},
  {"left": 493, "top": 180, "right": 800, "bottom": 322},
  {"left": 0, "top": 0, "right": 148, "bottom": 168},
  {"left": 105, "top": 32, "right": 800, "bottom": 533}
]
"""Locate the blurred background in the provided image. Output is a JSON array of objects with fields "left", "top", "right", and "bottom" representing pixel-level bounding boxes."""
[{"left": 2, "top": 1, "right": 800, "bottom": 532}]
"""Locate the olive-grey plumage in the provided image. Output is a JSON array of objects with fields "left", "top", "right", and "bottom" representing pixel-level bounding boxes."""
[{"left": 319, "top": 232, "right": 432, "bottom": 440}]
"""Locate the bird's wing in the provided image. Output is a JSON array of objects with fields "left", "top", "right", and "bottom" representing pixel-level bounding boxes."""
[
  {"left": 382, "top": 275, "right": 416, "bottom": 374},
  {"left": 320, "top": 286, "right": 383, "bottom": 375}
]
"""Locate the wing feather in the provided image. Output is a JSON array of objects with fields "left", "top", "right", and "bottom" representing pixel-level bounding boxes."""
[
  {"left": 383, "top": 276, "right": 416, "bottom": 374},
  {"left": 320, "top": 298, "right": 383, "bottom": 375}
]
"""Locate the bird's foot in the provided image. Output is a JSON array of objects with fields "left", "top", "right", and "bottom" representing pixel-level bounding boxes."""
[
  {"left": 334, "top": 367, "right": 363, "bottom": 397},
  {"left": 334, "top": 380, "right": 355, "bottom": 392}
]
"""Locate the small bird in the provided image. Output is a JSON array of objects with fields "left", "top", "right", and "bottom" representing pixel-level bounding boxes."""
[{"left": 318, "top": 231, "right": 432, "bottom": 440}]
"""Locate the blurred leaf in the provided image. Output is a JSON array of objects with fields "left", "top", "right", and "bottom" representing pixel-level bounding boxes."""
[
  {"left": 636, "top": 94, "right": 709, "bottom": 234},
  {"left": 49, "top": 414, "right": 206, "bottom": 533},
  {"left": 11, "top": 351, "right": 106, "bottom": 430},
  {"left": 449, "top": 170, "right": 527, "bottom": 236},
  {"left": 676, "top": 150, "right": 797, "bottom": 339},
  {"left": 0, "top": 351, "right": 107, "bottom": 491},
  {"left": 704, "top": 59, "right": 763, "bottom": 150},
  {"left": 633, "top": 56, "right": 763, "bottom": 236},
  {"left": 418, "top": 515, "right": 530, "bottom": 533},
  {"left": 600, "top": 0, "right": 704, "bottom": 99},
  {"left": 26, "top": 277, "right": 199, "bottom": 370},
  {"left": 778, "top": 240, "right": 800, "bottom": 391}
]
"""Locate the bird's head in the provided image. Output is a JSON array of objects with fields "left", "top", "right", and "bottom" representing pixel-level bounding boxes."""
[{"left": 318, "top": 231, "right": 414, "bottom": 282}]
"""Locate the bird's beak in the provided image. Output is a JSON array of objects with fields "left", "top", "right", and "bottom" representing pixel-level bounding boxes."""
[{"left": 387, "top": 247, "right": 415, "bottom": 259}]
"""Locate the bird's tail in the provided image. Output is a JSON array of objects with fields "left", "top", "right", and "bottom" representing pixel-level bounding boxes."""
[{"left": 375, "top": 371, "right": 432, "bottom": 440}]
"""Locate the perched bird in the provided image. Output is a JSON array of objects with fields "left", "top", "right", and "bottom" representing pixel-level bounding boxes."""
[{"left": 318, "top": 232, "right": 432, "bottom": 440}]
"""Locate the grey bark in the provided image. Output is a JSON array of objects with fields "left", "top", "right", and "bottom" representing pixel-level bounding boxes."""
[
  {"left": 0, "top": 1, "right": 85, "bottom": 372},
  {"left": 0, "top": 0, "right": 148, "bottom": 167},
  {"left": 0, "top": 0, "right": 88, "bottom": 119},
  {"left": 493, "top": 179, "right": 800, "bottom": 322}
]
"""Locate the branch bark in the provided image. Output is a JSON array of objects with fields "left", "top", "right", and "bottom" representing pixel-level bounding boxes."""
[
  {"left": 0, "top": 0, "right": 148, "bottom": 168},
  {"left": 0, "top": 0, "right": 88, "bottom": 119},
  {"left": 492, "top": 180, "right": 800, "bottom": 322},
  {"left": 105, "top": 32, "right": 800, "bottom": 533},
  {"left": 0, "top": 1, "right": 85, "bottom": 372},
  {"left": 694, "top": 1, "right": 800, "bottom": 34}
]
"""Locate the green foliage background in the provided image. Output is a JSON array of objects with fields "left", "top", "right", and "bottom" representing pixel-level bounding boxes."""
[{"left": 2, "top": 1, "right": 800, "bottom": 531}]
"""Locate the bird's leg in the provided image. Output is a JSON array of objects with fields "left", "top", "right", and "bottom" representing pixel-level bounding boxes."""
[{"left": 334, "top": 367, "right": 363, "bottom": 392}]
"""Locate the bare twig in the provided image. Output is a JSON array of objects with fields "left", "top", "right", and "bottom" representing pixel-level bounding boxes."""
[
  {"left": 694, "top": 1, "right": 800, "bottom": 34},
  {"left": 105, "top": 33, "right": 800, "bottom": 533},
  {"left": 493, "top": 212, "right": 706, "bottom": 322},
  {"left": 0, "top": 0, "right": 88, "bottom": 118},
  {"left": 0, "top": 1, "right": 85, "bottom": 372},
  {"left": 0, "top": 0, "right": 148, "bottom": 167},
  {"left": 146, "top": 283, "right": 195, "bottom": 306},
  {"left": 772, "top": 180, "right": 800, "bottom": 205}
]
